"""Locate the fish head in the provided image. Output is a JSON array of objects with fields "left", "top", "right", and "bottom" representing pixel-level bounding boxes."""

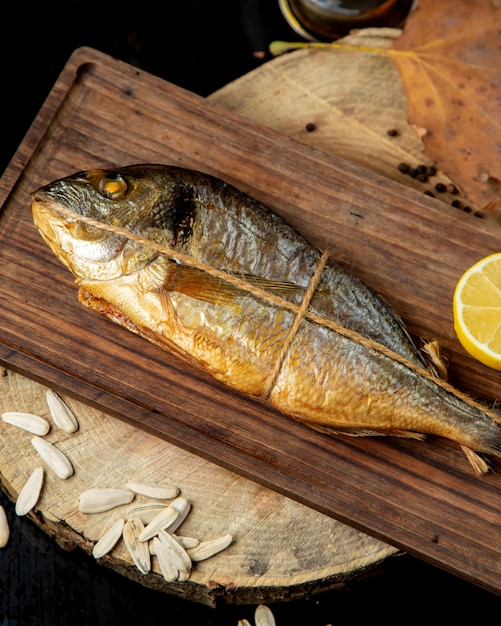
[{"left": 31, "top": 166, "right": 174, "bottom": 281}]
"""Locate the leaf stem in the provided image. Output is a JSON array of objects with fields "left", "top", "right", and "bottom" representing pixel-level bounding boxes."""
[{"left": 269, "top": 40, "right": 415, "bottom": 58}]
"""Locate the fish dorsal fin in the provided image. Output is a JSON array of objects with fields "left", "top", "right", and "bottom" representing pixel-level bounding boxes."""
[{"left": 166, "top": 263, "right": 303, "bottom": 306}]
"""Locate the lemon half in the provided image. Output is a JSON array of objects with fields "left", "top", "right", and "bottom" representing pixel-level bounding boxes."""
[{"left": 453, "top": 252, "right": 501, "bottom": 370}]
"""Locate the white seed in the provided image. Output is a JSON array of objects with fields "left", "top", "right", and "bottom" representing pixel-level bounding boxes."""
[
  {"left": 0, "top": 505, "right": 9, "bottom": 548},
  {"left": 152, "top": 536, "right": 179, "bottom": 582},
  {"left": 2, "top": 411, "right": 50, "bottom": 436},
  {"left": 177, "top": 569, "right": 190, "bottom": 582},
  {"left": 138, "top": 505, "right": 177, "bottom": 542},
  {"left": 92, "top": 518, "right": 125, "bottom": 558},
  {"left": 237, "top": 621, "right": 252, "bottom": 626},
  {"left": 122, "top": 519, "right": 151, "bottom": 574},
  {"left": 157, "top": 529, "right": 192, "bottom": 580},
  {"left": 165, "top": 496, "right": 191, "bottom": 534},
  {"left": 31, "top": 436, "right": 73, "bottom": 479},
  {"left": 125, "top": 481, "right": 179, "bottom": 500},
  {"left": 186, "top": 533, "right": 233, "bottom": 562},
  {"left": 158, "top": 530, "right": 192, "bottom": 570},
  {"left": 126, "top": 503, "right": 166, "bottom": 524},
  {"left": 15, "top": 467, "right": 44, "bottom": 516},
  {"left": 45, "top": 390, "right": 79, "bottom": 433},
  {"left": 175, "top": 535, "right": 200, "bottom": 549},
  {"left": 138, "top": 497, "right": 189, "bottom": 542},
  {"left": 254, "top": 605, "right": 276, "bottom": 626},
  {"left": 78, "top": 488, "right": 134, "bottom": 513},
  {"left": 149, "top": 539, "right": 157, "bottom": 555}
]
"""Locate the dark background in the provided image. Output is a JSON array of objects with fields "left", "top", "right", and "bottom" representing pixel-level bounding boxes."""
[
  {"left": 1, "top": 1, "right": 501, "bottom": 623},
  {"left": 1, "top": 0, "right": 285, "bottom": 175}
]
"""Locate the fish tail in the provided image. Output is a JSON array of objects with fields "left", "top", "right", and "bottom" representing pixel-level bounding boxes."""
[
  {"left": 421, "top": 373, "right": 501, "bottom": 473},
  {"left": 459, "top": 413, "right": 501, "bottom": 474},
  {"left": 479, "top": 422, "right": 501, "bottom": 457}
]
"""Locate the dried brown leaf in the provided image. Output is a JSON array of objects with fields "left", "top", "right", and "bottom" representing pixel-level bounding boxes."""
[
  {"left": 390, "top": 0, "right": 501, "bottom": 208},
  {"left": 214, "top": 29, "right": 459, "bottom": 202}
]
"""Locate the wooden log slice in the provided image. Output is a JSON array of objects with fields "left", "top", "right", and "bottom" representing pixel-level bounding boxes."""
[{"left": 0, "top": 368, "right": 397, "bottom": 606}]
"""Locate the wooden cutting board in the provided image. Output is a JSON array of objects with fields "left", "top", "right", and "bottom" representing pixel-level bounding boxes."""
[{"left": 1, "top": 46, "right": 501, "bottom": 596}]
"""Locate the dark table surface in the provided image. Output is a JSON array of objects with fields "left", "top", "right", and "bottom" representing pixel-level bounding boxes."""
[{"left": 1, "top": 2, "right": 501, "bottom": 624}]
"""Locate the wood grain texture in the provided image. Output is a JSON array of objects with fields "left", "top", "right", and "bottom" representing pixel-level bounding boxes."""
[{"left": 1, "top": 47, "right": 501, "bottom": 594}]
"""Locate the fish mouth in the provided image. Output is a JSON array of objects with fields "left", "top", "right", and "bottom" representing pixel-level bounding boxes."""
[{"left": 31, "top": 195, "right": 128, "bottom": 277}]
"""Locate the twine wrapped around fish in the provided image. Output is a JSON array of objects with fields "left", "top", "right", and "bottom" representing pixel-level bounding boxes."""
[
  {"left": 37, "top": 202, "right": 433, "bottom": 387},
  {"left": 35, "top": 202, "right": 482, "bottom": 400},
  {"left": 31, "top": 164, "right": 501, "bottom": 475}
]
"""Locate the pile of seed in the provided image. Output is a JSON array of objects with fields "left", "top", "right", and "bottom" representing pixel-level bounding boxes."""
[
  {"left": 80, "top": 485, "right": 233, "bottom": 582},
  {"left": 1, "top": 389, "right": 78, "bottom": 519},
  {"left": 0, "top": 389, "right": 234, "bottom": 584}
]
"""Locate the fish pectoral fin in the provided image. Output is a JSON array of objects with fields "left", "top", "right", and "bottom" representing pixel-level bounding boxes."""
[
  {"left": 166, "top": 264, "right": 242, "bottom": 306},
  {"left": 240, "top": 274, "right": 305, "bottom": 300},
  {"left": 298, "top": 419, "right": 426, "bottom": 440},
  {"left": 167, "top": 264, "right": 303, "bottom": 306}
]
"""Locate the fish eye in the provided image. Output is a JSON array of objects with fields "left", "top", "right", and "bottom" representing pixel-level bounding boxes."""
[{"left": 98, "top": 172, "right": 129, "bottom": 200}]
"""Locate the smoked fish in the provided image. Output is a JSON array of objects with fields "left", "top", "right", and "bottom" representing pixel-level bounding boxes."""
[{"left": 31, "top": 164, "right": 501, "bottom": 473}]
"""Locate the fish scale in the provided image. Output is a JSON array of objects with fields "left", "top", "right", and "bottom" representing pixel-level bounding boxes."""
[{"left": 31, "top": 164, "right": 501, "bottom": 474}]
